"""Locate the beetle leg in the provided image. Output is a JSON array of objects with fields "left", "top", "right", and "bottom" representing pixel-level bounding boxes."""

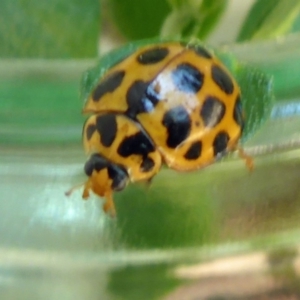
[
  {"left": 103, "top": 192, "right": 116, "bottom": 218},
  {"left": 237, "top": 146, "right": 254, "bottom": 171},
  {"left": 65, "top": 182, "right": 85, "bottom": 197}
]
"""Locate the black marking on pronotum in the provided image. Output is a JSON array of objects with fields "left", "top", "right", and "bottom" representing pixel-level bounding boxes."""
[
  {"left": 162, "top": 106, "right": 191, "bottom": 148},
  {"left": 84, "top": 153, "right": 108, "bottom": 176},
  {"left": 126, "top": 80, "right": 160, "bottom": 118},
  {"left": 92, "top": 70, "right": 125, "bottom": 101},
  {"left": 117, "top": 131, "right": 155, "bottom": 158},
  {"left": 184, "top": 141, "right": 202, "bottom": 160},
  {"left": 171, "top": 63, "right": 204, "bottom": 94},
  {"left": 188, "top": 44, "right": 212, "bottom": 59},
  {"left": 213, "top": 131, "right": 229, "bottom": 157},
  {"left": 86, "top": 124, "right": 96, "bottom": 140},
  {"left": 137, "top": 47, "right": 169, "bottom": 65},
  {"left": 95, "top": 114, "right": 117, "bottom": 147},
  {"left": 211, "top": 65, "right": 234, "bottom": 95},
  {"left": 233, "top": 95, "right": 244, "bottom": 130},
  {"left": 200, "top": 96, "right": 226, "bottom": 128},
  {"left": 140, "top": 157, "right": 155, "bottom": 173}
]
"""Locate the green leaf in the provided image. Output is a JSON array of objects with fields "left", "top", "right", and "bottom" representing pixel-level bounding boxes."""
[
  {"left": 217, "top": 51, "right": 274, "bottom": 141},
  {"left": 166, "top": 0, "right": 185, "bottom": 9},
  {"left": 115, "top": 176, "right": 215, "bottom": 248},
  {"left": 237, "top": 65, "right": 274, "bottom": 141},
  {"left": 107, "top": 0, "right": 171, "bottom": 40},
  {"left": 0, "top": 0, "right": 100, "bottom": 58},
  {"left": 237, "top": 0, "right": 275, "bottom": 41},
  {"left": 237, "top": 0, "right": 300, "bottom": 41},
  {"left": 108, "top": 0, "right": 227, "bottom": 41},
  {"left": 161, "top": 0, "right": 228, "bottom": 40},
  {"left": 196, "top": 0, "right": 228, "bottom": 39}
]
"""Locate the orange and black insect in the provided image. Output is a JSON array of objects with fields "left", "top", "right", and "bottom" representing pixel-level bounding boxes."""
[{"left": 66, "top": 42, "right": 252, "bottom": 216}]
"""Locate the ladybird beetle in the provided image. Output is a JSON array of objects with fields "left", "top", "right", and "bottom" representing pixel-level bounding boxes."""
[{"left": 66, "top": 42, "right": 252, "bottom": 216}]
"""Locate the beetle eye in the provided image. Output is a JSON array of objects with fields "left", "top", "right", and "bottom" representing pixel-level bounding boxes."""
[
  {"left": 113, "top": 176, "right": 128, "bottom": 191},
  {"left": 107, "top": 165, "right": 129, "bottom": 192},
  {"left": 84, "top": 153, "right": 107, "bottom": 176}
]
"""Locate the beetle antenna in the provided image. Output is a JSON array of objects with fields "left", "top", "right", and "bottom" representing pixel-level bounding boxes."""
[{"left": 65, "top": 182, "right": 85, "bottom": 196}]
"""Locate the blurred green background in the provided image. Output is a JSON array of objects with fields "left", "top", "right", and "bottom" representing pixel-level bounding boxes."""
[{"left": 1, "top": 0, "right": 300, "bottom": 299}]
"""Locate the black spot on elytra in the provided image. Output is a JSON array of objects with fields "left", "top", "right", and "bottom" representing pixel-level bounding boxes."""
[
  {"left": 95, "top": 114, "right": 117, "bottom": 147},
  {"left": 107, "top": 164, "right": 129, "bottom": 191},
  {"left": 86, "top": 124, "right": 96, "bottom": 140},
  {"left": 140, "top": 157, "right": 155, "bottom": 172},
  {"left": 184, "top": 141, "right": 202, "bottom": 160},
  {"left": 233, "top": 95, "right": 244, "bottom": 130},
  {"left": 162, "top": 106, "right": 191, "bottom": 148},
  {"left": 213, "top": 131, "right": 229, "bottom": 157},
  {"left": 172, "top": 63, "right": 204, "bottom": 94},
  {"left": 84, "top": 153, "right": 108, "bottom": 176},
  {"left": 137, "top": 47, "right": 169, "bottom": 64},
  {"left": 188, "top": 44, "right": 212, "bottom": 59},
  {"left": 126, "top": 80, "right": 160, "bottom": 118},
  {"left": 92, "top": 70, "right": 125, "bottom": 101},
  {"left": 117, "top": 131, "right": 155, "bottom": 158},
  {"left": 200, "top": 96, "right": 225, "bottom": 127},
  {"left": 211, "top": 65, "right": 234, "bottom": 95}
]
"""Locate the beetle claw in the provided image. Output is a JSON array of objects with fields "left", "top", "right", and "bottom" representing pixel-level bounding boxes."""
[
  {"left": 103, "top": 193, "right": 116, "bottom": 218},
  {"left": 237, "top": 147, "right": 254, "bottom": 171}
]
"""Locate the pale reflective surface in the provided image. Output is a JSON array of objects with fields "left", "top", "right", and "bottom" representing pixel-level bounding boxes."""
[{"left": 1, "top": 138, "right": 300, "bottom": 299}]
